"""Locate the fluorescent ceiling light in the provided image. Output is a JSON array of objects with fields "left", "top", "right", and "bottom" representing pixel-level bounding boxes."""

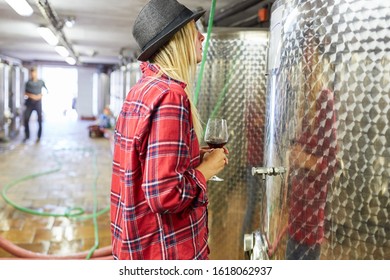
[
  {"left": 55, "top": 45, "right": 69, "bottom": 57},
  {"left": 65, "top": 57, "right": 76, "bottom": 65},
  {"left": 5, "top": 0, "right": 33, "bottom": 16},
  {"left": 65, "top": 17, "right": 75, "bottom": 28},
  {"left": 37, "top": 26, "right": 59, "bottom": 46}
]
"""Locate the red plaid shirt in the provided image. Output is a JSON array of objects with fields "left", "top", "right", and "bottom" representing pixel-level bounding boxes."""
[
  {"left": 288, "top": 89, "right": 338, "bottom": 245},
  {"left": 111, "top": 62, "right": 208, "bottom": 260}
]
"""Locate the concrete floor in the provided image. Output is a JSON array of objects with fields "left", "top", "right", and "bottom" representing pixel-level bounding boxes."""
[{"left": 0, "top": 113, "right": 112, "bottom": 258}]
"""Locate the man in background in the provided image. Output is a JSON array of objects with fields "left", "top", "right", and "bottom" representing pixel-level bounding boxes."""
[{"left": 23, "top": 67, "right": 48, "bottom": 143}]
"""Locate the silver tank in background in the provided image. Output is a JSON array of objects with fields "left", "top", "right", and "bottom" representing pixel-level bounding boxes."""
[
  {"left": 109, "top": 63, "right": 141, "bottom": 117},
  {"left": 260, "top": 0, "right": 389, "bottom": 259},
  {"left": 0, "top": 61, "right": 26, "bottom": 142},
  {"left": 0, "top": 62, "right": 10, "bottom": 141},
  {"left": 197, "top": 28, "right": 269, "bottom": 260}
]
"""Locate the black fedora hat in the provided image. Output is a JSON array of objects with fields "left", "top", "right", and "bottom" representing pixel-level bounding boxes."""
[{"left": 133, "top": 0, "right": 205, "bottom": 61}]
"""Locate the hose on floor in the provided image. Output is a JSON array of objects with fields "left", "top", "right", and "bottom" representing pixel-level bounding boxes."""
[
  {"left": 0, "top": 235, "right": 112, "bottom": 260},
  {"left": 0, "top": 147, "right": 111, "bottom": 259}
]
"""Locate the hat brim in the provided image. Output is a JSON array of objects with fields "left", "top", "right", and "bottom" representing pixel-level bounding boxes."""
[{"left": 137, "top": 9, "right": 205, "bottom": 61}]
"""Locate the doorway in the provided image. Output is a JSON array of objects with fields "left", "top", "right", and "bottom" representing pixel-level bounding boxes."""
[{"left": 41, "top": 66, "right": 78, "bottom": 121}]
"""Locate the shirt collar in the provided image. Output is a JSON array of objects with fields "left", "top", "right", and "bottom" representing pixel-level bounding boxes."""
[{"left": 140, "top": 62, "right": 187, "bottom": 89}]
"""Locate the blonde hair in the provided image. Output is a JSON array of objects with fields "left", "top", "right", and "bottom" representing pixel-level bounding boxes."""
[{"left": 150, "top": 20, "right": 203, "bottom": 139}]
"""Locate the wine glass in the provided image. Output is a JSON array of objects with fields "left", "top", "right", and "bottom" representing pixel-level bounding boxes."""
[{"left": 204, "top": 118, "right": 229, "bottom": 181}]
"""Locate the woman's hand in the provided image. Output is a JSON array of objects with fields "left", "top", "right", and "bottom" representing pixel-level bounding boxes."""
[
  {"left": 199, "top": 146, "right": 210, "bottom": 161},
  {"left": 200, "top": 146, "right": 229, "bottom": 163},
  {"left": 196, "top": 147, "right": 229, "bottom": 181}
]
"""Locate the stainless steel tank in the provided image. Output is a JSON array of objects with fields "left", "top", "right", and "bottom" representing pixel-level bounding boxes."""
[
  {"left": 109, "top": 68, "right": 126, "bottom": 117},
  {"left": 260, "top": 0, "right": 389, "bottom": 259},
  {"left": 110, "top": 63, "right": 141, "bottom": 117},
  {"left": 0, "top": 62, "right": 27, "bottom": 142},
  {"left": 8, "top": 65, "right": 24, "bottom": 139},
  {"left": 0, "top": 62, "right": 10, "bottom": 141},
  {"left": 197, "top": 28, "right": 269, "bottom": 260}
]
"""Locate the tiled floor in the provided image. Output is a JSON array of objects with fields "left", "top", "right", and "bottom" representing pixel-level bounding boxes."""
[{"left": 0, "top": 112, "right": 112, "bottom": 259}]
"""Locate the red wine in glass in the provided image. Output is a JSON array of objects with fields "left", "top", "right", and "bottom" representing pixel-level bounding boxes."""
[
  {"left": 206, "top": 139, "right": 228, "bottom": 149},
  {"left": 204, "top": 118, "right": 228, "bottom": 181}
]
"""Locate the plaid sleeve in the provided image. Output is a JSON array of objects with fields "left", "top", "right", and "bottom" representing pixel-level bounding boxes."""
[{"left": 142, "top": 90, "right": 207, "bottom": 214}]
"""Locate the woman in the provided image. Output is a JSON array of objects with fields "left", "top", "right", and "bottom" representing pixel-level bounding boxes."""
[{"left": 110, "top": 0, "right": 228, "bottom": 260}]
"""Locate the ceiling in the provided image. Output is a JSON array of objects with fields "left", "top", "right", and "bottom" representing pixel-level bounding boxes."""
[{"left": 0, "top": 0, "right": 273, "bottom": 67}]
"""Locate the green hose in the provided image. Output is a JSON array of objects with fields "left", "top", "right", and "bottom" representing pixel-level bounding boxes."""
[
  {"left": 1, "top": 147, "right": 109, "bottom": 259},
  {"left": 194, "top": 0, "right": 240, "bottom": 137},
  {"left": 86, "top": 147, "right": 100, "bottom": 259},
  {"left": 208, "top": 56, "right": 240, "bottom": 121},
  {"left": 194, "top": 0, "right": 217, "bottom": 106}
]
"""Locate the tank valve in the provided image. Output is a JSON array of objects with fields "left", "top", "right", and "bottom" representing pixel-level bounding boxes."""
[
  {"left": 244, "top": 230, "right": 269, "bottom": 260},
  {"left": 251, "top": 166, "right": 286, "bottom": 179}
]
